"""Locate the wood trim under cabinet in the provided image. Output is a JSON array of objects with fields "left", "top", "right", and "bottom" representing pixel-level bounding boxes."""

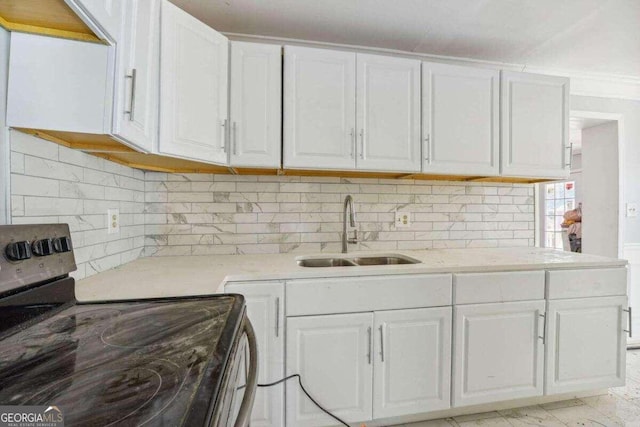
[
  {"left": 12, "top": 128, "right": 556, "bottom": 182},
  {"left": 0, "top": 0, "right": 101, "bottom": 43}
]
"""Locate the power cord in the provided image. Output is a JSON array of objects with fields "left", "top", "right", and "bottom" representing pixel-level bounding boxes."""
[{"left": 240, "top": 374, "right": 351, "bottom": 427}]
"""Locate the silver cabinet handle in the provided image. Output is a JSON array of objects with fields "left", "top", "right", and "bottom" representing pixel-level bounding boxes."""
[
  {"left": 350, "top": 128, "right": 355, "bottom": 159},
  {"left": 233, "top": 121, "right": 238, "bottom": 156},
  {"left": 221, "top": 119, "right": 228, "bottom": 152},
  {"left": 625, "top": 307, "right": 633, "bottom": 337},
  {"left": 359, "top": 129, "right": 364, "bottom": 159},
  {"left": 538, "top": 313, "right": 546, "bottom": 344},
  {"left": 564, "top": 143, "right": 573, "bottom": 168},
  {"left": 424, "top": 134, "right": 430, "bottom": 162},
  {"left": 124, "top": 68, "right": 137, "bottom": 121},
  {"left": 379, "top": 324, "right": 385, "bottom": 362},
  {"left": 367, "top": 326, "right": 372, "bottom": 364},
  {"left": 275, "top": 297, "right": 280, "bottom": 337}
]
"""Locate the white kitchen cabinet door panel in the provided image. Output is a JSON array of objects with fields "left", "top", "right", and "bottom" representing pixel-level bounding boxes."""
[
  {"left": 546, "top": 296, "right": 627, "bottom": 395},
  {"left": 286, "top": 313, "right": 373, "bottom": 427},
  {"left": 357, "top": 54, "right": 421, "bottom": 172},
  {"left": 230, "top": 42, "right": 281, "bottom": 168},
  {"left": 501, "top": 71, "right": 570, "bottom": 178},
  {"left": 65, "top": 0, "right": 122, "bottom": 42},
  {"left": 112, "top": 0, "right": 160, "bottom": 152},
  {"left": 373, "top": 307, "right": 451, "bottom": 419},
  {"left": 422, "top": 62, "right": 499, "bottom": 176},
  {"left": 225, "top": 282, "right": 284, "bottom": 427},
  {"left": 7, "top": 33, "right": 111, "bottom": 134},
  {"left": 453, "top": 301, "right": 545, "bottom": 407},
  {"left": 159, "top": 1, "right": 228, "bottom": 164},
  {"left": 283, "top": 46, "right": 356, "bottom": 170}
]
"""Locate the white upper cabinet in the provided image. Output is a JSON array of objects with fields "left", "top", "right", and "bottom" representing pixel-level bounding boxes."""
[
  {"left": 283, "top": 46, "right": 356, "bottom": 170},
  {"left": 422, "top": 62, "right": 499, "bottom": 176},
  {"left": 159, "top": 0, "right": 229, "bottom": 164},
  {"left": 230, "top": 42, "right": 282, "bottom": 168},
  {"left": 357, "top": 54, "right": 421, "bottom": 172},
  {"left": 501, "top": 71, "right": 570, "bottom": 178},
  {"left": 65, "top": 0, "right": 122, "bottom": 42},
  {"left": 112, "top": 0, "right": 160, "bottom": 152},
  {"left": 453, "top": 301, "right": 545, "bottom": 407},
  {"left": 373, "top": 307, "right": 451, "bottom": 419},
  {"left": 545, "top": 296, "right": 627, "bottom": 395}
]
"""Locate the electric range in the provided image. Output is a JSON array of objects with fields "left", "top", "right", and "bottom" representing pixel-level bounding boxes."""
[{"left": 0, "top": 224, "right": 257, "bottom": 426}]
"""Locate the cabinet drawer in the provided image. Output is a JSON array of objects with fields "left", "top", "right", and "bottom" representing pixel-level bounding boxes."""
[
  {"left": 546, "top": 268, "right": 627, "bottom": 299},
  {"left": 286, "top": 274, "right": 452, "bottom": 316},
  {"left": 454, "top": 271, "right": 544, "bottom": 304}
]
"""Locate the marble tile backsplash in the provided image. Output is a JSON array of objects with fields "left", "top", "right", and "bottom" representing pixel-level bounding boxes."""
[
  {"left": 9, "top": 131, "right": 535, "bottom": 275},
  {"left": 9, "top": 131, "right": 145, "bottom": 280},
  {"left": 144, "top": 173, "right": 535, "bottom": 256}
]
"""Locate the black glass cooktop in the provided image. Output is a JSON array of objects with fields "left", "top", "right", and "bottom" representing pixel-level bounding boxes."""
[{"left": 0, "top": 295, "right": 245, "bottom": 426}]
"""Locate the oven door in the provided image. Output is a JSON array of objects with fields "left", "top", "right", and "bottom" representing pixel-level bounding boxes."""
[{"left": 211, "top": 315, "right": 258, "bottom": 427}]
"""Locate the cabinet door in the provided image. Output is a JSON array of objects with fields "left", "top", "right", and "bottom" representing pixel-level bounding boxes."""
[
  {"left": 356, "top": 54, "right": 421, "bottom": 172},
  {"left": 453, "top": 301, "right": 545, "bottom": 407},
  {"left": 422, "top": 62, "right": 499, "bottom": 176},
  {"left": 373, "top": 307, "right": 451, "bottom": 419},
  {"left": 230, "top": 42, "right": 281, "bottom": 168},
  {"left": 159, "top": 0, "right": 228, "bottom": 164},
  {"left": 546, "top": 296, "right": 627, "bottom": 395},
  {"left": 225, "top": 282, "right": 284, "bottom": 427},
  {"left": 112, "top": 0, "right": 160, "bottom": 152},
  {"left": 286, "top": 313, "right": 373, "bottom": 427},
  {"left": 501, "top": 71, "right": 570, "bottom": 178},
  {"left": 65, "top": 0, "right": 122, "bottom": 42},
  {"left": 283, "top": 46, "right": 356, "bottom": 170}
]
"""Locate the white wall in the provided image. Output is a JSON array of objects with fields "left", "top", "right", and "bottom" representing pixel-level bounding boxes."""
[
  {"left": 0, "top": 27, "right": 10, "bottom": 224},
  {"left": 571, "top": 153, "right": 583, "bottom": 206},
  {"left": 581, "top": 121, "right": 619, "bottom": 258}
]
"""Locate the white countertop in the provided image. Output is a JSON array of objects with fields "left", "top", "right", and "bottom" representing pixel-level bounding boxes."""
[{"left": 75, "top": 247, "right": 627, "bottom": 302}]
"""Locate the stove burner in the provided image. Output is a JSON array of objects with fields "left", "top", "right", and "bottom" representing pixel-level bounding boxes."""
[
  {"left": 101, "top": 305, "right": 217, "bottom": 349},
  {"left": 23, "top": 359, "right": 185, "bottom": 426},
  {"left": 18, "top": 308, "right": 122, "bottom": 343}
]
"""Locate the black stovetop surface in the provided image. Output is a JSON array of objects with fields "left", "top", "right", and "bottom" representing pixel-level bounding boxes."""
[{"left": 0, "top": 294, "right": 245, "bottom": 426}]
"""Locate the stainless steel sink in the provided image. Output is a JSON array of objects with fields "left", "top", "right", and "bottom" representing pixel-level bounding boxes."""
[
  {"left": 352, "top": 255, "right": 421, "bottom": 266},
  {"left": 297, "top": 258, "right": 357, "bottom": 267},
  {"left": 297, "top": 254, "right": 421, "bottom": 267}
]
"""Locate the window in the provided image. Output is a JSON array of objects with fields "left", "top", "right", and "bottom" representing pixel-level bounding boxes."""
[{"left": 544, "top": 181, "right": 576, "bottom": 250}]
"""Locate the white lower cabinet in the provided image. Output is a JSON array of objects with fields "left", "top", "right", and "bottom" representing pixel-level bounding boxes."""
[
  {"left": 453, "top": 301, "right": 545, "bottom": 407},
  {"left": 545, "top": 296, "right": 627, "bottom": 395},
  {"left": 286, "top": 313, "right": 374, "bottom": 427},
  {"left": 373, "top": 307, "right": 452, "bottom": 419},
  {"left": 225, "top": 282, "right": 284, "bottom": 427},
  {"left": 287, "top": 308, "right": 452, "bottom": 426}
]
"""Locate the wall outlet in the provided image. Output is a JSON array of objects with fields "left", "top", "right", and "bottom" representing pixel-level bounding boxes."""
[
  {"left": 107, "top": 209, "right": 120, "bottom": 234},
  {"left": 395, "top": 211, "right": 411, "bottom": 228},
  {"left": 627, "top": 203, "right": 638, "bottom": 218}
]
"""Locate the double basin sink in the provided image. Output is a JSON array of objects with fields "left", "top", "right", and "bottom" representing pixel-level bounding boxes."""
[{"left": 297, "top": 254, "right": 421, "bottom": 268}]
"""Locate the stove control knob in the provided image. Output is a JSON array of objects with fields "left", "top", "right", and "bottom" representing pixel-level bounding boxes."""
[
  {"left": 32, "top": 239, "right": 54, "bottom": 256},
  {"left": 52, "top": 236, "right": 72, "bottom": 253},
  {"left": 5, "top": 241, "right": 32, "bottom": 261}
]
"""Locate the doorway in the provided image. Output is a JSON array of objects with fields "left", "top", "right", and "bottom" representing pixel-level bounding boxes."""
[{"left": 536, "top": 111, "right": 623, "bottom": 259}]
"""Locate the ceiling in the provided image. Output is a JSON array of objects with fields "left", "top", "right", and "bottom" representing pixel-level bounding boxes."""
[{"left": 171, "top": 0, "right": 640, "bottom": 78}]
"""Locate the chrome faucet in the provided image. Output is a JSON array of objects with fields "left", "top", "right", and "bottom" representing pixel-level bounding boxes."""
[{"left": 342, "top": 195, "right": 358, "bottom": 253}]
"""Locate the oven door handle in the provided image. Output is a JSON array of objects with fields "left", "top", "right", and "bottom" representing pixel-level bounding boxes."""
[{"left": 234, "top": 317, "right": 258, "bottom": 427}]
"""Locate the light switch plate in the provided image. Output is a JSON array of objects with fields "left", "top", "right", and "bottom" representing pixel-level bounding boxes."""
[
  {"left": 108, "top": 209, "right": 120, "bottom": 234},
  {"left": 395, "top": 211, "right": 411, "bottom": 228},
  {"left": 627, "top": 203, "right": 638, "bottom": 218}
]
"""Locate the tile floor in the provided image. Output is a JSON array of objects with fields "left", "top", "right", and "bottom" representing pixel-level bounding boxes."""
[{"left": 401, "top": 349, "right": 640, "bottom": 427}]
